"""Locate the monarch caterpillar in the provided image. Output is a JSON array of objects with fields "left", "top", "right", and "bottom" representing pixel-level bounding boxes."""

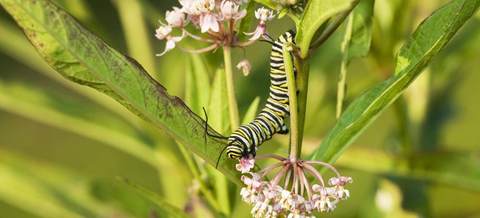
[{"left": 205, "top": 30, "right": 296, "bottom": 168}]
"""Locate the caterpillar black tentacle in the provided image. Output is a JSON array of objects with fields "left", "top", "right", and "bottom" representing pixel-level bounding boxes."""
[
  {"left": 202, "top": 107, "right": 230, "bottom": 140},
  {"left": 209, "top": 30, "right": 296, "bottom": 168},
  {"left": 261, "top": 33, "right": 276, "bottom": 43}
]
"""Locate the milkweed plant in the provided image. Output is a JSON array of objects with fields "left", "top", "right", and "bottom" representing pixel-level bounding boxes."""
[
  {"left": 156, "top": 0, "right": 355, "bottom": 216},
  {"left": 1, "top": 0, "right": 479, "bottom": 217}
]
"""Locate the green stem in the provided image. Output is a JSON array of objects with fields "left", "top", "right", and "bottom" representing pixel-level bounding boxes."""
[
  {"left": 283, "top": 44, "right": 299, "bottom": 159},
  {"left": 294, "top": 57, "right": 311, "bottom": 158},
  {"left": 223, "top": 46, "right": 239, "bottom": 131},
  {"left": 336, "top": 15, "right": 353, "bottom": 119},
  {"left": 285, "top": 45, "right": 311, "bottom": 159}
]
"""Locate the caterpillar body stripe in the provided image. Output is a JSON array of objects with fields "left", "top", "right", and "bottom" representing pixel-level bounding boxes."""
[{"left": 222, "top": 30, "right": 296, "bottom": 162}]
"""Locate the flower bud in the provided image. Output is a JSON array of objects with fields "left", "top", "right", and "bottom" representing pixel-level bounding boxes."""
[
  {"left": 236, "top": 60, "right": 251, "bottom": 76},
  {"left": 166, "top": 7, "right": 185, "bottom": 28}
]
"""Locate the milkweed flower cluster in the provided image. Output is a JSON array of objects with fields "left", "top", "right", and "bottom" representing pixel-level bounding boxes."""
[
  {"left": 155, "top": 0, "right": 276, "bottom": 56},
  {"left": 237, "top": 155, "right": 353, "bottom": 218}
]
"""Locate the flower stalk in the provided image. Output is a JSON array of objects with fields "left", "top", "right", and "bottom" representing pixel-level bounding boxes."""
[{"left": 223, "top": 46, "right": 240, "bottom": 130}]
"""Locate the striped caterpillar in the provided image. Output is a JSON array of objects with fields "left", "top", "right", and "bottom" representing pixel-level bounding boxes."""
[{"left": 205, "top": 30, "right": 296, "bottom": 168}]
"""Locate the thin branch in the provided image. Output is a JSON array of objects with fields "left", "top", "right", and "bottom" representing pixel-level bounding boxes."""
[
  {"left": 284, "top": 168, "right": 292, "bottom": 190},
  {"left": 182, "top": 28, "right": 218, "bottom": 43},
  {"left": 174, "top": 44, "right": 218, "bottom": 54},
  {"left": 304, "top": 161, "right": 341, "bottom": 178},
  {"left": 259, "top": 161, "right": 285, "bottom": 178},
  {"left": 233, "top": 39, "right": 256, "bottom": 47},
  {"left": 301, "top": 163, "right": 325, "bottom": 187}
]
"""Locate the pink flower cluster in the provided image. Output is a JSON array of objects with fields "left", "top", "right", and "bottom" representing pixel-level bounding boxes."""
[
  {"left": 155, "top": 0, "right": 276, "bottom": 56},
  {"left": 236, "top": 155, "right": 353, "bottom": 218}
]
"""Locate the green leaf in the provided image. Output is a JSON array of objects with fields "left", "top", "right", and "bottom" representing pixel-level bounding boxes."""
[
  {"left": 347, "top": 0, "right": 375, "bottom": 62},
  {"left": 112, "top": 0, "right": 157, "bottom": 76},
  {"left": 296, "top": 0, "right": 356, "bottom": 58},
  {"left": 0, "top": 81, "right": 157, "bottom": 167},
  {"left": 336, "top": 148, "right": 480, "bottom": 192},
  {"left": 119, "top": 178, "right": 190, "bottom": 218},
  {"left": 185, "top": 54, "right": 211, "bottom": 115},
  {"left": 208, "top": 68, "right": 231, "bottom": 136},
  {"left": 206, "top": 68, "right": 233, "bottom": 215},
  {"left": 241, "top": 96, "right": 261, "bottom": 125},
  {"left": 0, "top": 17, "right": 138, "bottom": 124},
  {"left": 238, "top": 0, "right": 257, "bottom": 42},
  {"left": 192, "top": 55, "right": 212, "bottom": 112},
  {"left": 185, "top": 59, "right": 197, "bottom": 112},
  {"left": 0, "top": 0, "right": 241, "bottom": 184},
  {"left": 336, "top": 0, "right": 374, "bottom": 118},
  {"left": 0, "top": 151, "right": 120, "bottom": 218},
  {"left": 253, "top": 0, "right": 275, "bottom": 9},
  {"left": 310, "top": 0, "right": 480, "bottom": 165}
]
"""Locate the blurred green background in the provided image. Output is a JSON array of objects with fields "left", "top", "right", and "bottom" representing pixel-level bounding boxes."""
[{"left": 0, "top": 0, "right": 479, "bottom": 217}]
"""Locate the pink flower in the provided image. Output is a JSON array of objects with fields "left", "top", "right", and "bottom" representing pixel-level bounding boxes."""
[
  {"left": 219, "top": 0, "right": 246, "bottom": 20},
  {"left": 255, "top": 7, "right": 275, "bottom": 22},
  {"left": 244, "top": 23, "right": 267, "bottom": 41},
  {"left": 328, "top": 176, "right": 353, "bottom": 186},
  {"left": 241, "top": 172, "right": 262, "bottom": 189},
  {"left": 237, "top": 156, "right": 353, "bottom": 216},
  {"left": 245, "top": 8, "right": 275, "bottom": 41},
  {"left": 166, "top": 7, "right": 186, "bottom": 28},
  {"left": 179, "top": 0, "right": 195, "bottom": 7},
  {"left": 155, "top": 25, "right": 184, "bottom": 56},
  {"left": 199, "top": 13, "right": 219, "bottom": 33},
  {"left": 155, "top": 25, "right": 172, "bottom": 41},
  {"left": 236, "top": 155, "right": 255, "bottom": 173},
  {"left": 195, "top": 0, "right": 215, "bottom": 13},
  {"left": 263, "top": 184, "right": 282, "bottom": 199}
]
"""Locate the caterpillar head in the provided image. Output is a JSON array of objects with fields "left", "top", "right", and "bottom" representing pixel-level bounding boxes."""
[
  {"left": 215, "top": 140, "right": 242, "bottom": 169},
  {"left": 215, "top": 140, "right": 257, "bottom": 168},
  {"left": 226, "top": 140, "right": 244, "bottom": 160}
]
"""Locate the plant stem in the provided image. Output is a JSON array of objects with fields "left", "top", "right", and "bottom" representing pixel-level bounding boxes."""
[
  {"left": 285, "top": 44, "right": 311, "bottom": 159},
  {"left": 223, "top": 46, "right": 239, "bottom": 131},
  {"left": 284, "top": 44, "right": 299, "bottom": 159},
  {"left": 294, "top": 56, "right": 311, "bottom": 158}
]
